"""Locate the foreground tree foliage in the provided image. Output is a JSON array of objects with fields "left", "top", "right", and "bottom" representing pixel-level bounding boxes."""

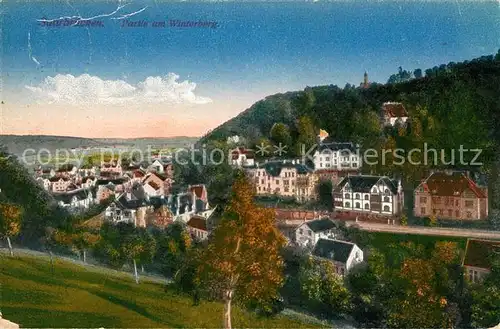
[
  {"left": 197, "top": 173, "right": 286, "bottom": 329},
  {"left": 0, "top": 202, "right": 23, "bottom": 256}
]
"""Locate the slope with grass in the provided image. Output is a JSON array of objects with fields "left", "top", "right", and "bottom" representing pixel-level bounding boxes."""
[{"left": 0, "top": 251, "right": 326, "bottom": 328}]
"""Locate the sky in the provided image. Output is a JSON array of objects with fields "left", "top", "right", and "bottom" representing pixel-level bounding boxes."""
[{"left": 1, "top": 0, "right": 499, "bottom": 138}]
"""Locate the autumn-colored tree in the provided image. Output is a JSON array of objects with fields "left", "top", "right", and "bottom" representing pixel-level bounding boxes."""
[
  {"left": 0, "top": 203, "right": 23, "bottom": 256},
  {"left": 400, "top": 214, "right": 408, "bottom": 226},
  {"left": 120, "top": 234, "right": 145, "bottom": 284},
  {"left": 428, "top": 214, "right": 438, "bottom": 227},
  {"left": 74, "top": 232, "right": 101, "bottom": 263},
  {"left": 387, "top": 258, "right": 451, "bottom": 328},
  {"left": 431, "top": 241, "right": 459, "bottom": 266},
  {"left": 197, "top": 173, "right": 286, "bottom": 329}
]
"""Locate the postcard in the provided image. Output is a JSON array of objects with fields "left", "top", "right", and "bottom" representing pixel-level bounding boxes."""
[{"left": 1, "top": 0, "right": 500, "bottom": 328}]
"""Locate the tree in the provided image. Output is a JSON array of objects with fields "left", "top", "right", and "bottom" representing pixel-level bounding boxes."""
[
  {"left": 316, "top": 180, "right": 333, "bottom": 211},
  {"left": 120, "top": 232, "right": 145, "bottom": 284},
  {"left": 197, "top": 173, "right": 286, "bottom": 329},
  {"left": 400, "top": 214, "right": 408, "bottom": 226},
  {"left": 414, "top": 68, "right": 423, "bottom": 79},
  {"left": 428, "top": 214, "right": 438, "bottom": 227},
  {"left": 75, "top": 231, "right": 101, "bottom": 263},
  {"left": 269, "top": 123, "right": 292, "bottom": 149},
  {"left": 0, "top": 203, "right": 23, "bottom": 256},
  {"left": 295, "top": 116, "right": 317, "bottom": 157}
]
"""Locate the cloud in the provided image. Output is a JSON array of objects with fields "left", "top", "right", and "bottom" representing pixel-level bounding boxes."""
[{"left": 25, "top": 73, "right": 212, "bottom": 105}]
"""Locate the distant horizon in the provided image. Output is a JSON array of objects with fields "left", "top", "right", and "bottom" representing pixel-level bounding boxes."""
[{"left": 0, "top": 134, "right": 202, "bottom": 140}]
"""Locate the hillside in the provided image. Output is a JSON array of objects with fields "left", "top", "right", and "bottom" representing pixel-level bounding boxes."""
[
  {"left": 200, "top": 51, "right": 500, "bottom": 150},
  {"left": 0, "top": 135, "right": 199, "bottom": 156},
  {"left": 0, "top": 250, "right": 325, "bottom": 328}
]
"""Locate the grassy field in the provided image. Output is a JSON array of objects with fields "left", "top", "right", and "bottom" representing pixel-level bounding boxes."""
[{"left": 0, "top": 252, "right": 325, "bottom": 328}]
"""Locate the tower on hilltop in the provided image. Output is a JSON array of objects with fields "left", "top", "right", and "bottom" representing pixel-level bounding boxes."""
[{"left": 360, "top": 71, "right": 370, "bottom": 89}]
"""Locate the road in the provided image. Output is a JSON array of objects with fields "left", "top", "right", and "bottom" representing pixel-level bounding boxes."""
[{"left": 346, "top": 221, "right": 500, "bottom": 240}]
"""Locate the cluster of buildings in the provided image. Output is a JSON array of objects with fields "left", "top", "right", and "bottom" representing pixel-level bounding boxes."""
[
  {"left": 232, "top": 99, "right": 489, "bottom": 222},
  {"left": 33, "top": 156, "right": 216, "bottom": 242}
]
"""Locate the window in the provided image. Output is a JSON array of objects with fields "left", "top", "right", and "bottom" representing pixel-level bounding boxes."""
[
  {"left": 384, "top": 189, "right": 390, "bottom": 194},
  {"left": 456, "top": 210, "right": 460, "bottom": 217},
  {"left": 299, "top": 229, "right": 303, "bottom": 234},
  {"left": 261, "top": 179, "right": 264, "bottom": 184},
  {"left": 364, "top": 203, "right": 369, "bottom": 210},
  {"left": 372, "top": 187, "right": 378, "bottom": 193},
  {"left": 276, "top": 180, "right": 279, "bottom": 184},
  {"left": 364, "top": 195, "right": 369, "bottom": 200},
  {"left": 384, "top": 196, "right": 390, "bottom": 202},
  {"left": 326, "top": 157, "right": 330, "bottom": 161},
  {"left": 276, "top": 188, "right": 280, "bottom": 192},
  {"left": 355, "top": 202, "right": 361, "bottom": 208},
  {"left": 420, "top": 207, "right": 426, "bottom": 215},
  {"left": 340, "top": 268, "right": 345, "bottom": 276},
  {"left": 439, "top": 209, "right": 444, "bottom": 215},
  {"left": 465, "top": 200, "right": 474, "bottom": 208},
  {"left": 456, "top": 200, "right": 459, "bottom": 206},
  {"left": 345, "top": 202, "right": 351, "bottom": 208},
  {"left": 420, "top": 197, "right": 427, "bottom": 203},
  {"left": 345, "top": 193, "right": 350, "bottom": 198},
  {"left": 383, "top": 205, "right": 390, "bottom": 212},
  {"left": 320, "top": 163, "right": 323, "bottom": 168},
  {"left": 308, "top": 231, "right": 312, "bottom": 236},
  {"left": 448, "top": 209, "right": 453, "bottom": 217},
  {"left": 433, "top": 209, "right": 437, "bottom": 215},
  {"left": 467, "top": 211, "right": 472, "bottom": 219}
]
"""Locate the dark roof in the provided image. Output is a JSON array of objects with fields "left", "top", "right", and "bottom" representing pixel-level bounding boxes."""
[
  {"left": 187, "top": 215, "right": 207, "bottom": 231},
  {"left": 262, "top": 161, "right": 312, "bottom": 177},
  {"left": 463, "top": 239, "right": 500, "bottom": 269},
  {"left": 305, "top": 218, "right": 336, "bottom": 232},
  {"left": 116, "top": 194, "right": 149, "bottom": 209},
  {"left": 317, "top": 142, "right": 357, "bottom": 153},
  {"left": 334, "top": 175, "right": 397, "bottom": 194},
  {"left": 312, "top": 239, "right": 355, "bottom": 264},
  {"left": 96, "top": 178, "right": 127, "bottom": 185},
  {"left": 420, "top": 172, "right": 486, "bottom": 198}
]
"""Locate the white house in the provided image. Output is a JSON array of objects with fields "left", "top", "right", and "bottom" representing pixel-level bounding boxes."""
[
  {"left": 186, "top": 215, "right": 209, "bottom": 241},
  {"left": 462, "top": 238, "right": 500, "bottom": 284},
  {"left": 231, "top": 147, "right": 255, "bottom": 167},
  {"left": 382, "top": 102, "right": 408, "bottom": 126},
  {"left": 332, "top": 175, "right": 404, "bottom": 216},
  {"left": 312, "top": 239, "right": 364, "bottom": 277},
  {"left": 295, "top": 218, "right": 340, "bottom": 247},
  {"left": 313, "top": 142, "right": 361, "bottom": 171},
  {"left": 54, "top": 189, "right": 95, "bottom": 212}
]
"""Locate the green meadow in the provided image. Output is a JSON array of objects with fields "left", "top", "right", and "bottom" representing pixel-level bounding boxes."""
[{"left": 0, "top": 252, "right": 325, "bottom": 328}]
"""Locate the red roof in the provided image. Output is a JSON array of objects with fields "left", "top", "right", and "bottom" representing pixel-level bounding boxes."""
[
  {"left": 190, "top": 185, "right": 206, "bottom": 199},
  {"left": 187, "top": 215, "right": 207, "bottom": 231},
  {"left": 383, "top": 102, "right": 408, "bottom": 117},
  {"left": 421, "top": 172, "right": 486, "bottom": 198}
]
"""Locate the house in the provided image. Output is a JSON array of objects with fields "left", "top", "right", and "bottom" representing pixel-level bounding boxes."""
[
  {"left": 142, "top": 172, "right": 173, "bottom": 197},
  {"left": 189, "top": 184, "right": 210, "bottom": 211},
  {"left": 314, "top": 169, "right": 360, "bottom": 186},
  {"left": 462, "top": 239, "right": 500, "bottom": 283},
  {"left": 53, "top": 189, "right": 95, "bottom": 211},
  {"left": 34, "top": 165, "right": 56, "bottom": 178},
  {"left": 414, "top": 171, "right": 488, "bottom": 220},
  {"left": 186, "top": 215, "right": 209, "bottom": 241},
  {"left": 36, "top": 177, "right": 51, "bottom": 191},
  {"left": 231, "top": 147, "right": 255, "bottom": 167},
  {"left": 295, "top": 218, "right": 340, "bottom": 247},
  {"left": 313, "top": 142, "right": 361, "bottom": 171},
  {"left": 227, "top": 135, "right": 240, "bottom": 144},
  {"left": 96, "top": 183, "right": 116, "bottom": 202},
  {"left": 80, "top": 176, "right": 97, "bottom": 189},
  {"left": 49, "top": 176, "right": 71, "bottom": 192},
  {"left": 333, "top": 175, "right": 404, "bottom": 216},
  {"left": 312, "top": 239, "right": 364, "bottom": 277},
  {"left": 100, "top": 160, "right": 122, "bottom": 175},
  {"left": 382, "top": 102, "right": 408, "bottom": 126},
  {"left": 245, "top": 160, "right": 318, "bottom": 203},
  {"left": 105, "top": 186, "right": 150, "bottom": 227}
]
